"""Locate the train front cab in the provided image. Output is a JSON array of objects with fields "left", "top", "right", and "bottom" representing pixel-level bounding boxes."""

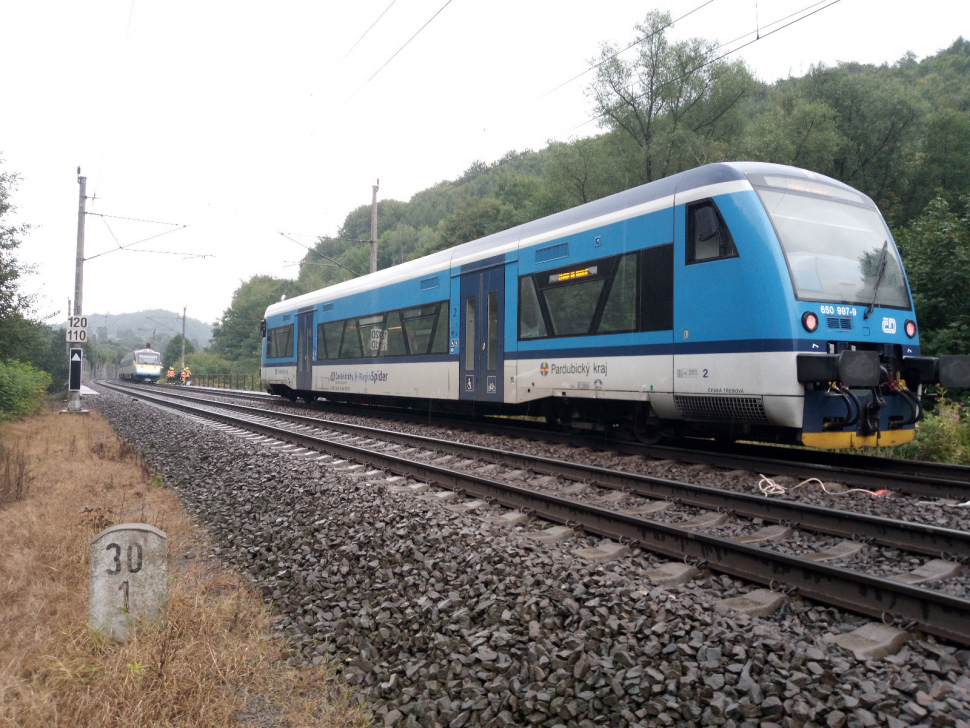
[
  {"left": 667, "top": 171, "right": 803, "bottom": 443},
  {"left": 668, "top": 165, "right": 970, "bottom": 449},
  {"left": 737, "top": 169, "right": 968, "bottom": 448}
]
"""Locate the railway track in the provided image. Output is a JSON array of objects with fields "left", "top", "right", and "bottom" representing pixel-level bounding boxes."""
[
  {"left": 104, "top": 379, "right": 970, "bottom": 645},
  {"left": 158, "top": 381, "right": 970, "bottom": 500}
]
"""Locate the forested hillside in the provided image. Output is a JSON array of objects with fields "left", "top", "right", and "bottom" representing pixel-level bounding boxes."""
[{"left": 190, "top": 21, "right": 970, "bottom": 366}]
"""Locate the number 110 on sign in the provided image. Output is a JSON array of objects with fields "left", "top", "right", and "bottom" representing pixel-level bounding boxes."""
[{"left": 66, "top": 316, "right": 88, "bottom": 343}]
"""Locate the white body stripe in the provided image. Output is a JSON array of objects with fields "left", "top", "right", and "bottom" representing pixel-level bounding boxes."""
[
  {"left": 263, "top": 347, "right": 803, "bottom": 429},
  {"left": 311, "top": 361, "right": 454, "bottom": 400}
]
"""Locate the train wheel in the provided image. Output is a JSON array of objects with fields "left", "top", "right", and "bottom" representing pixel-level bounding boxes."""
[
  {"left": 633, "top": 422, "right": 664, "bottom": 445},
  {"left": 544, "top": 401, "right": 583, "bottom": 435}
]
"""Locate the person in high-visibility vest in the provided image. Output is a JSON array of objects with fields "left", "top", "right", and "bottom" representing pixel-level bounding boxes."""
[
  {"left": 166, "top": 367, "right": 175, "bottom": 383},
  {"left": 182, "top": 367, "right": 191, "bottom": 384}
]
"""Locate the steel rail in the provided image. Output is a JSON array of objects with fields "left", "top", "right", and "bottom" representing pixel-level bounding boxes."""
[
  {"left": 132, "top": 382, "right": 970, "bottom": 499},
  {"left": 624, "top": 442, "right": 970, "bottom": 500},
  {"left": 708, "top": 439, "right": 970, "bottom": 484},
  {"left": 111, "top": 382, "right": 970, "bottom": 559},
  {"left": 106, "top": 382, "right": 970, "bottom": 644}
]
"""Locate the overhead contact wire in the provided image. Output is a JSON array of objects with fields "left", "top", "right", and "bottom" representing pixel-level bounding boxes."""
[
  {"left": 280, "top": 233, "right": 365, "bottom": 278},
  {"left": 344, "top": 0, "right": 399, "bottom": 58},
  {"left": 86, "top": 212, "right": 183, "bottom": 226},
  {"left": 85, "top": 225, "right": 189, "bottom": 261},
  {"left": 352, "top": 0, "right": 456, "bottom": 97}
]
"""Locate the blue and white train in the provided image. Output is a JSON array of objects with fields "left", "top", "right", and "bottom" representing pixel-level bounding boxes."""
[
  {"left": 262, "top": 162, "right": 970, "bottom": 449},
  {"left": 119, "top": 347, "right": 163, "bottom": 383}
]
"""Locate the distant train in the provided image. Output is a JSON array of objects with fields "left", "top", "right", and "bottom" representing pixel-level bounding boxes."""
[
  {"left": 119, "top": 347, "right": 162, "bottom": 383},
  {"left": 261, "top": 162, "right": 970, "bottom": 449}
]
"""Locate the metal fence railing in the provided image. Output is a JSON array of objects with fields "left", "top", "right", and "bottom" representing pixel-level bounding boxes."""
[{"left": 191, "top": 374, "right": 261, "bottom": 391}]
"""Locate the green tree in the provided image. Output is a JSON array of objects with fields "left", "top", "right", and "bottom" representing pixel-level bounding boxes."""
[
  {"left": 435, "top": 197, "right": 509, "bottom": 251},
  {"left": 378, "top": 223, "right": 439, "bottom": 269},
  {"left": 587, "top": 10, "right": 757, "bottom": 183},
  {"left": 895, "top": 194, "right": 970, "bottom": 356},
  {"left": 0, "top": 359, "right": 50, "bottom": 420},
  {"left": 337, "top": 199, "right": 408, "bottom": 243},
  {"left": 541, "top": 136, "right": 621, "bottom": 209},
  {"left": 0, "top": 159, "right": 37, "bottom": 362},
  {"left": 185, "top": 350, "right": 231, "bottom": 375},
  {"left": 210, "top": 275, "right": 303, "bottom": 363},
  {"left": 801, "top": 64, "right": 924, "bottom": 221},
  {"left": 906, "top": 109, "right": 970, "bottom": 219},
  {"left": 163, "top": 335, "right": 196, "bottom": 369},
  {"left": 742, "top": 89, "right": 844, "bottom": 172}
]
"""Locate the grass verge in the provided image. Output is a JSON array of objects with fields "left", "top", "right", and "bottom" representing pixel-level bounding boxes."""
[{"left": 0, "top": 404, "right": 369, "bottom": 727}]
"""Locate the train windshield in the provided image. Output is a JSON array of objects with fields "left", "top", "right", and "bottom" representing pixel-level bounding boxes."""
[
  {"left": 136, "top": 352, "right": 161, "bottom": 365},
  {"left": 753, "top": 175, "right": 911, "bottom": 310}
]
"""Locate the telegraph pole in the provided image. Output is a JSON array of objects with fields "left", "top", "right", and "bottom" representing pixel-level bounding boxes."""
[
  {"left": 75, "top": 170, "right": 86, "bottom": 316},
  {"left": 180, "top": 306, "right": 187, "bottom": 371},
  {"left": 370, "top": 179, "right": 379, "bottom": 274},
  {"left": 67, "top": 171, "right": 87, "bottom": 412}
]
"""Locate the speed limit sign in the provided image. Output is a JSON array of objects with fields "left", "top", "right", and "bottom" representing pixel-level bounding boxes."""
[{"left": 66, "top": 316, "right": 88, "bottom": 343}]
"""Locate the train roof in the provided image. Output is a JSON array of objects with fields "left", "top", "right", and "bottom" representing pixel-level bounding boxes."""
[{"left": 266, "top": 161, "right": 864, "bottom": 318}]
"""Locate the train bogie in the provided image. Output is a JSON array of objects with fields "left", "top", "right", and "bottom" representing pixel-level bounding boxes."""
[{"left": 262, "top": 162, "right": 969, "bottom": 449}]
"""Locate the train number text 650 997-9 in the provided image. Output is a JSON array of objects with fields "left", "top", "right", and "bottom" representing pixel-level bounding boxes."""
[{"left": 819, "top": 305, "right": 857, "bottom": 316}]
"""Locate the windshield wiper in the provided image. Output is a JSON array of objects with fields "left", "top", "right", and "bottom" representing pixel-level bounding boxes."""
[{"left": 864, "top": 239, "right": 889, "bottom": 320}]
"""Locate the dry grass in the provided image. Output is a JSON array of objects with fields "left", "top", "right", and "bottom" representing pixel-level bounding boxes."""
[{"left": 0, "top": 406, "right": 370, "bottom": 728}]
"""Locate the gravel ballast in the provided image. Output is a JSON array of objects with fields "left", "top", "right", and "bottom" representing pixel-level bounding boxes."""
[
  {"left": 147, "top": 385, "right": 970, "bottom": 532},
  {"left": 94, "top": 387, "right": 970, "bottom": 728}
]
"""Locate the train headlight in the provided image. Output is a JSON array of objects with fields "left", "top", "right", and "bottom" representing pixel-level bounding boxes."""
[
  {"left": 905, "top": 320, "right": 917, "bottom": 338},
  {"left": 801, "top": 311, "right": 819, "bottom": 333}
]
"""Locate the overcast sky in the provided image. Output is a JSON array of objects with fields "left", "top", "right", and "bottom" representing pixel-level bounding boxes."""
[{"left": 2, "top": 0, "right": 967, "bottom": 326}]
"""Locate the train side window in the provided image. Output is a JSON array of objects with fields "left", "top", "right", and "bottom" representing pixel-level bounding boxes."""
[
  {"left": 687, "top": 200, "right": 737, "bottom": 263},
  {"left": 322, "top": 321, "right": 344, "bottom": 360},
  {"left": 543, "top": 277, "right": 604, "bottom": 336},
  {"left": 266, "top": 324, "right": 294, "bottom": 359},
  {"left": 338, "top": 320, "right": 363, "bottom": 359},
  {"left": 640, "top": 243, "right": 674, "bottom": 331},
  {"left": 403, "top": 305, "right": 438, "bottom": 355},
  {"left": 358, "top": 314, "right": 385, "bottom": 357},
  {"left": 464, "top": 297, "right": 476, "bottom": 370},
  {"left": 316, "top": 323, "right": 327, "bottom": 359},
  {"left": 597, "top": 253, "right": 637, "bottom": 334},
  {"left": 384, "top": 311, "right": 407, "bottom": 356},
  {"left": 430, "top": 304, "right": 449, "bottom": 355},
  {"left": 486, "top": 291, "right": 499, "bottom": 370},
  {"left": 518, "top": 276, "right": 547, "bottom": 339}
]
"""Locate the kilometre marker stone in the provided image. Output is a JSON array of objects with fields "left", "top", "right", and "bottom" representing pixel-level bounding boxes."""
[{"left": 89, "top": 523, "right": 167, "bottom": 640}]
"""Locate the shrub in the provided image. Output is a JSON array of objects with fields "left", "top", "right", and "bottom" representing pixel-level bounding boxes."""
[
  {"left": 230, "top": 356, "right": 261, "bottom": 375},
  {"left": 184, "top": 351, "right": 231, "bottom": 375},
  {"left": 897, "top": 395, "right": 970, "bottom": 465},
  {"left": 0, "top": 360, "right": 51, "bottom": 421}
]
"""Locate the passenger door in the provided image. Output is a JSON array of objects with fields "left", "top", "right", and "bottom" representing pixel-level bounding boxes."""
[
  {"left": 459, "top": 267, "right": 504, "bottom": 402},
  {"left": 296, "top": 311, "right": 314, "bottom": 391},
  {"left": 673, "top": 195, "right": 743, "bottom": 397}
]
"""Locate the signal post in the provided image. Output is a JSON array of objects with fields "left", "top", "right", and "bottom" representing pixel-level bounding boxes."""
[{"left": 64, "top": 169, "right": 89, "bottom": 413}]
